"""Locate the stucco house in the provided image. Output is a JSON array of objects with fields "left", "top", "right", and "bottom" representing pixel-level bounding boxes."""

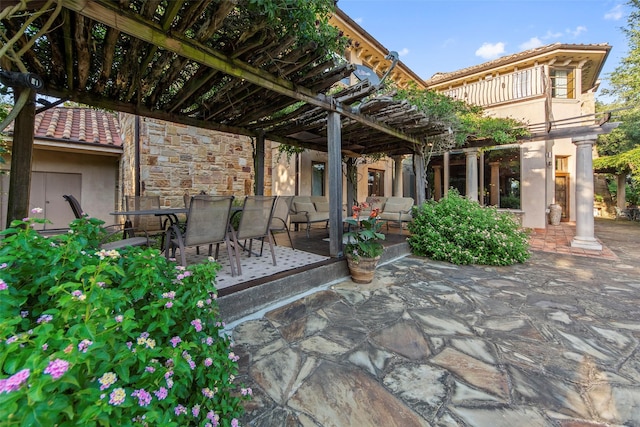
[
  {"left": 424, "top": 43, "right": 612, "bottom": 231},
  {"left": 1, "top": 107, "right": 122, "bottom": 230}
]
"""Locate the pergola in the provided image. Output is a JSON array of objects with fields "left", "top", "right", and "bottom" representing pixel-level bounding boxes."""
[
  {"left": 1, "top": 0, "right": 451, "bottom": 257},
  {"left": 1, "top": 1, "right": 622, "bottom": 257}
]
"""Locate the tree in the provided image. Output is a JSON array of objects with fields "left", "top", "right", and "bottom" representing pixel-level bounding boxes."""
[{"left": 596, "top": 0, "right": 640, "bottom": 204}]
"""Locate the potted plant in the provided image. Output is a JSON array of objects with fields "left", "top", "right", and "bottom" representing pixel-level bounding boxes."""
[{"left": 343, "top": 203, "right": 386, "bottom": 283}]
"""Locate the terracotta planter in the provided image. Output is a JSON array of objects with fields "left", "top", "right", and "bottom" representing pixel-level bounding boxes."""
[{"left": 346, "top": 254, "right": 381, "bottom": 284}]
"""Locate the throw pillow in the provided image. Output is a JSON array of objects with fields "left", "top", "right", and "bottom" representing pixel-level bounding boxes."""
[
  {"left": 383, "top": 202, "right": 407, "bottom": 213},
  {"left": 314, "top": 202, "right": 330, "bottom": 212},
  {"left": 294, "top": 202, "right": 316, "bottom": 214}
]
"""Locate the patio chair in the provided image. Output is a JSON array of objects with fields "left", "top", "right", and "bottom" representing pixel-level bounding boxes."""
[
  {"left": 269, "top": 195, "right": 295, "bottom": 249},
  {"left": 165, "top": 195, "right": 238, "bottom": 274},
  {"left": 229, "top": 195, "right": 277, "bottom": 276},
  {"left": 62, "top": 194, "right": 150, "bottom": 249}
]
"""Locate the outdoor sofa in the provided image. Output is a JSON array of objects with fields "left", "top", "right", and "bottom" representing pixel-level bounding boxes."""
[{"left": 361, "top": 196, "right": 414, "bottom": 232}]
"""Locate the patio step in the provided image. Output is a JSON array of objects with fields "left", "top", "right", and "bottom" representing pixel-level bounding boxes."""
[{"left": 218, "top": 240, "right": 410, "bottom": 324}]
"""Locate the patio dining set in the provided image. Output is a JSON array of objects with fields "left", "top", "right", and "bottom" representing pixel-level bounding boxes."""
[{"left": 64, "top": 194, "right": 297, "bottom": 278}]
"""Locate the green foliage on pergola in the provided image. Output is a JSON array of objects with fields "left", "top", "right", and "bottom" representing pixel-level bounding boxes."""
[{"left": 594, "top": 145, "right": 640, "bottom": 178}]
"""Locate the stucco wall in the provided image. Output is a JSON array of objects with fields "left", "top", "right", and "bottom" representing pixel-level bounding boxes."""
[
  {"left": 519, "top": 141, "right": 548, "bottom": 229},
  {"left": 1, "top": 148, "right": 119, "bottom": 228}
]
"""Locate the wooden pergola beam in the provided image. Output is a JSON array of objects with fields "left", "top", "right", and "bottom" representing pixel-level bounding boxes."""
[{"left": 57, "top": 0, "right": 423, "bottom": 145}]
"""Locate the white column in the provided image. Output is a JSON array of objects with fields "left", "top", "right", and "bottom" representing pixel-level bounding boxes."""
[
  {"left": 489, "top": 162, "right": 500, "bottom": 206},
  {"left": 465, "top": 148, "right": 479, "bottom": 202},
  {"left": 393, "top": 155, "right": 404, "bottom": 196},
  {"left": 571, "top": 135, "right": 602, "bottom": 251},
  {"left": 443, "top": 152, "right": 450, "bottom": 197},
  {"left": 479, "top": 150, "right": 485, "bottom": 206}
]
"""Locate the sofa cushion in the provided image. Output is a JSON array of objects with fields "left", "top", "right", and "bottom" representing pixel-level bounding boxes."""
[
  {"left": 383, "top": 201, "right": 408, "bottom": 213},
  {"left": 379, "top": 211, "right": 413, "bottom": 222},
  {"left": 294, "top": 202, "right": 316, "bottom": 214},
  {"left": 384, "top": 197, "right": 414, "bottom": 212},
  {"left": 314, "top": 201, "right": 329, "bottom": 212}
]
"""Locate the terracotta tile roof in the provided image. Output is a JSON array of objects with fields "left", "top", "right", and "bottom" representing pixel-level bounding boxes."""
[
  {"left": 7, "top": 107, "right": 123, "bottom": 148},
  {"left": 425, "top": 42, "right": 611, "bottom": 85}
]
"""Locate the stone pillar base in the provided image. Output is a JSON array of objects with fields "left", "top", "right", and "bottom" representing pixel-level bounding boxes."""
[{"left": 571, "top": 236, "right": 602, "bottom": 251}]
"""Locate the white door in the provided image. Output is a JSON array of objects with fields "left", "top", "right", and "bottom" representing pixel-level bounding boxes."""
[{"left": 34, "top": 172, "right": 82, "bottom": 229}]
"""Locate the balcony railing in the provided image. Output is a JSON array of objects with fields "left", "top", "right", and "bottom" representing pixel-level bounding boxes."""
[{"left": 441, "top": 66, "right": 547, "bottom": 107}]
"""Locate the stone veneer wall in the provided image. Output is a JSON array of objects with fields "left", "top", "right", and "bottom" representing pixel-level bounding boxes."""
[{"left": 119, "top": 114, "right": 273, "bottom": 209}]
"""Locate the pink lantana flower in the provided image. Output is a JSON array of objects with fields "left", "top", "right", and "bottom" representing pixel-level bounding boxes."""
[{"left": 44, "top": 359, "right": 69, "bottom": 380}]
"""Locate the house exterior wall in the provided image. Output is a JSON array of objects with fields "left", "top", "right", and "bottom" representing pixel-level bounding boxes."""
[
  {"left": 1, "top": 147, "right": 119, "bottom": 227},
  {"left": 426, "top": 45, "right": 610, "bottom": 229},
  {"left": 119, "top": 114, "right": 273, "bottom": 208}
]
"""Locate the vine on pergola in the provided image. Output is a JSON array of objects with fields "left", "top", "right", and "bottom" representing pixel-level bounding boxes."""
[{"left": 394, "top": 83, "right": 529, "bottom": 168}]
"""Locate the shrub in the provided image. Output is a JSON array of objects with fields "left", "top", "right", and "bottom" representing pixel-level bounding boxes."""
[
  {"left": 408, "top": 190, "right": 530, "bottom": 265},
  {"left": 0, "top": 213, "right": 251, "bottom": 426}
]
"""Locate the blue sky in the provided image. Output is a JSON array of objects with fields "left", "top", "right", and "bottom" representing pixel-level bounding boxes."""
[{"left": 337, "top": 0, "right": 629, "bottom": 102}]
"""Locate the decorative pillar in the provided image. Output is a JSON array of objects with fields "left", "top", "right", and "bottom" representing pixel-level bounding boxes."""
[
  {"left": 393, "top": 155, "right": 404, "bottom": 196},
  {"left": 443, "top": 152, "right": 450, "bottom": 197},
  {"left": 571, "top": 135, "right": 602, "bottom": 251},
  {"left": 464, "top": 148, "right": 479, "bottom": 202},
  {"left": 489, "top": 162, "right": 500, "bottom": 206},
  {"left": 479, "top": 150, "right": 485, "bottom": 206},
  {"left": 433, "top": 165, "right": 442, "bottom": 201}
]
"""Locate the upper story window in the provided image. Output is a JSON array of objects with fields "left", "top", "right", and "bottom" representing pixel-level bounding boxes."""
[{"left": 551, "top": 68, "right": 575, "bottom": 99}]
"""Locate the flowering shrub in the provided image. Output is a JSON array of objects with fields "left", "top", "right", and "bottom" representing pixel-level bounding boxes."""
[
  {"left": 343, "top": 203, "right": 385, "bottom": 261},
  {"left": 0, "top": 212, "right": 251, "bottom": 426},
  {"left": 408, "top": 190, "right": 530, "bottom": 265}
]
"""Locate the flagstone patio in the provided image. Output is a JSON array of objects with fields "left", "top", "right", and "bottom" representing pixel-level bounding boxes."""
[{"left": 228, "top": 219, "right": 640, "bottom": 426}]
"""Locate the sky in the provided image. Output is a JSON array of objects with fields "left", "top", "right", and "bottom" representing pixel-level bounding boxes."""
[{"left": 337, "top": 0, "right": 630, "bottom": 103}]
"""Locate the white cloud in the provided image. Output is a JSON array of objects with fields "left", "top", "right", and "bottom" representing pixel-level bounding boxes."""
[
  {"left": 543, "top": 30, "right": 564, "bottom": 40},
  {"left": 475, "top": 42, "right": 506, "bottom": 60},
  {"left": 567, "top": 25, "right": 587, "bottom": 38},
  {"left": 519, "top": 37, "right": 543, "bottom": 51},
  {"left": 605, "top": 4, "right": 624, "bottom": 21},
  {"left": 397, "top": 48, "right": 409, "bottom": 57}
]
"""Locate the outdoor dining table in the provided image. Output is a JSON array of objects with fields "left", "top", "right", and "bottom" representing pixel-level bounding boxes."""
[
  {"left": 110, "top": 207, "right": 189, "bottom": 245},
  {"left": 110, "top": 207, "right": 189, "bottom": 227}
]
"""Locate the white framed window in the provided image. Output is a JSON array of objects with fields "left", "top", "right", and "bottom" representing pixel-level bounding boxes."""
[{"left": 551, "top": 68, "right": 575, "bottom": 99}]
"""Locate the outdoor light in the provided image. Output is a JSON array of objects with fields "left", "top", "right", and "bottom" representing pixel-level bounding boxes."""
[{"left": 0, "top": 70, "right": 44, "bottom": 90}]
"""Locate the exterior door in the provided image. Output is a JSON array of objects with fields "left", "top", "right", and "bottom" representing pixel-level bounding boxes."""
[
  {"left": 27, "top": 172, "right": 81, "bottom": 230},
  {"left": 554, "top": 173, "right": 570, "bottom": 222}
]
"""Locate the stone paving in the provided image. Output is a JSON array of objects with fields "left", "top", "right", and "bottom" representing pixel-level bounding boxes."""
[{"left": 230, "top": 219, "right": 640, "bottom": 427}]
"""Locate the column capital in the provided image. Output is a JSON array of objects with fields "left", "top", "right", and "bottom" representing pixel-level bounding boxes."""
[
  {"left": 462, "top": 147, "right": 480, "bottom": 154},
  {"left": 572, "top": 135, "right": 598, "bottom": 146},
  {"left": 432, "top": 165, "right": 442, "bottom": 170}
]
